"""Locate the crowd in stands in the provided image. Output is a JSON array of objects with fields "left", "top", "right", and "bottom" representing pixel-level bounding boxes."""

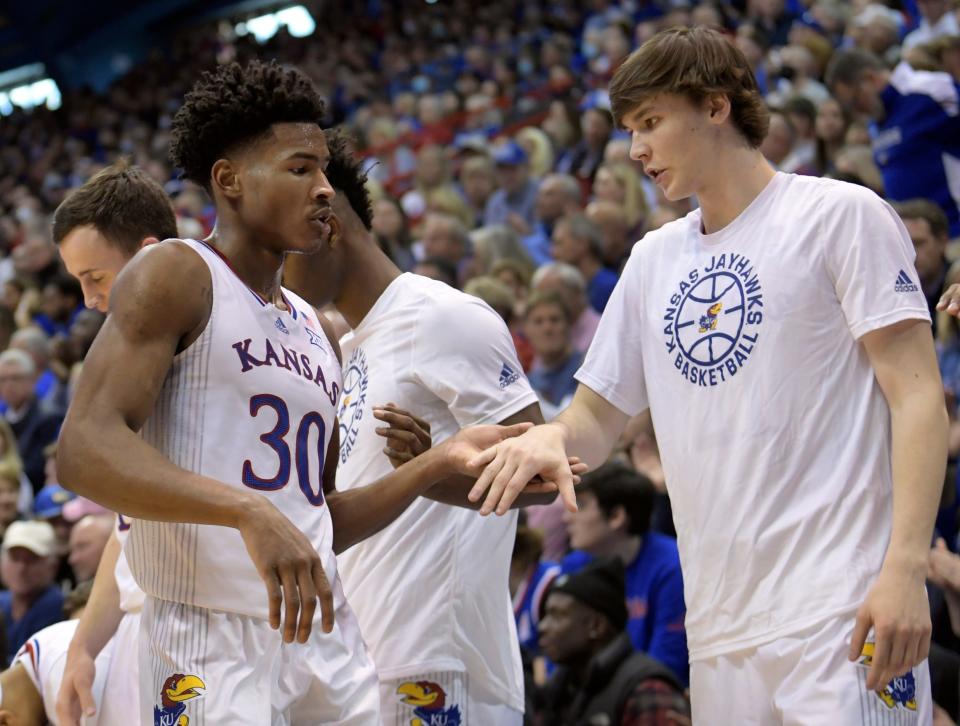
[{"left": 1, "top": 0, "right": 960, "bottom": 721}]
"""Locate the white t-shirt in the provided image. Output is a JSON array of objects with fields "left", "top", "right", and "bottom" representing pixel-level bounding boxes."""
[
  {"left": 577, "top": 173, "right": 930, "bottom": 660},
  {"left": 336, "top": 273, "right": 538, "bottom": 712}
]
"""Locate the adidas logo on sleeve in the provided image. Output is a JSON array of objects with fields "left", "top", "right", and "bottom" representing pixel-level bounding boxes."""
[
  {"left": 894, "top": 270, "right": 919, "bottom": 293},
  {"left": 499, "top": 362, "right": 520, "bottom": 389}
]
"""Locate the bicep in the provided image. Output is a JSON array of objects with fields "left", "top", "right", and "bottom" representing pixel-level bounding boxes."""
[
  {"left": 861, "top": 319, "right": 943, "bottom": 404},
  {"left": 66, "top": 243, "right": 210, "bottom": 433}
]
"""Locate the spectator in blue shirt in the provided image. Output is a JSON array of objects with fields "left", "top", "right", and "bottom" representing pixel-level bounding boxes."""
[
  {"left": 561, "top": 461, "right": 689, "bottom": 686},
  {"left": 551, "top": 213, "right": 619, "bottom": 313},
  {"left": 522, "top": 173, "right": 583, "bottom": 266},
  {"left": 511, "top": 524, "right": 560, "bottom": 655},
  {"left": 483, "top": 141, "right": 540, "bottom": 232},
  {"left": 31, "top": 274, "right": 83, "bottom": 339},
  {"left": 0, "top": 521, "right": 62, "bottom": 666},
  {"left": 524, "top": 292, "right": 584, "bottom": 419},
  {"left": 827, "top": 48, "right": 960, "bottom": 238}
]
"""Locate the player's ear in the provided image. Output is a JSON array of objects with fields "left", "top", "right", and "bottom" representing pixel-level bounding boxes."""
[
  {"left": 211, "top": 159, "right": 242, "bottom": 200},
  {"left": 706, "top": 93, "right": 730, "bottom": 125},
  {"left": 608, "top": 504, "right": 630, "bottom": 533}
]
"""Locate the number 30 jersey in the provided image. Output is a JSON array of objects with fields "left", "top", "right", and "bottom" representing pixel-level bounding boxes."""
[{"left": 126, "top": 239, "right": 343, "bottom": 619}]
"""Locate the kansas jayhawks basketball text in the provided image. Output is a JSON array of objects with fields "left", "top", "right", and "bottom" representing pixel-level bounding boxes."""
[{"left": 663, "top": 253, "right": 764, "bottom": 387}]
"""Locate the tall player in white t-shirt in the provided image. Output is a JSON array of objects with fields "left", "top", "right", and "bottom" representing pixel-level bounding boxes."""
[
  {"left": 471, "top": 27, "right": 949, "bottom": 725},
  {"left": 48, "top": 162, "right": 178, "bottom": 726},
  {"left": 283, "top": 134, "right": 563, "bottom": 725},
  {"left": 56, "top": 61, "right": 535, "bottom": 725}
]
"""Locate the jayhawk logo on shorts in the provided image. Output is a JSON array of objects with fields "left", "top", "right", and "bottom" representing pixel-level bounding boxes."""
[
  {"left": 154, "top": 673, "right": 206, "bottom": 726},
  {"left": 698, "top": 302, "right": 723, "bottom": 333},
  {"left": 859, "top": 643, "right": 918, "bottom": 711},
  {"left": 397, "top": 681, "right": 462, "bottom": 726}
]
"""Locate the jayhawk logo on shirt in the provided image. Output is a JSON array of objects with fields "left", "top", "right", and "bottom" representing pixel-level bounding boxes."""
[
  {"left": 154, "top": 673, "right": 206, "bottom": 726},
  {"left": 859, "top": 643, "right": 917, "bottom": 711},
  {"left": 698, "top": 302, "right": 723, "bottom": 333},
  {"left": 397, "top": 681, "right": 462, "bottom": 726}
]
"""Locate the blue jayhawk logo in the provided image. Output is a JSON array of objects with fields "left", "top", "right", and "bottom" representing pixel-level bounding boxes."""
[
  {"left": 397, "top": 681, "right": 462, "bottom": 726},
  {"left": 859, "top": 643, "right": 917, "bottom": 711},
  {"left": 154, "top": 673, "right": 205, "bottom": 726},
  {"left": 698, "top": 302, "right": 723, "bottom": 333}
]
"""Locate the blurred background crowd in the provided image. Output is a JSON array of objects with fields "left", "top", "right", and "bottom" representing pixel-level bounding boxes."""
[{"left": 2, "top": 0, "right": 960, "bottom": 722}]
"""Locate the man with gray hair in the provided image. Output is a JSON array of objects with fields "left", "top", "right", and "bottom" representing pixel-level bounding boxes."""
[
  {"left": 523, "top": 173, "right": 583, "bottom": 266},
  {"left": 0, "top": 349, "right": 62, "bottom": 492},
  {"left": 532, "top": 262, "right": 601, "bottom": 355},
  {"left": 9, "top": 327, "right": 66, "bottom": 413},
  {"left": 551, "top": 213, "right": 619, "bottom": 313},
  {"left": 419, "top": 212, "right": 472, "bottom": 278}
]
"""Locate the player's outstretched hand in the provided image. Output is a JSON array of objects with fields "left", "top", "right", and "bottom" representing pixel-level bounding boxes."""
[
  {"left": 848, "top": 560, "right": 931, "bottom": 692},
  {"left": 56, "top": 645, "right": 99, "bottom": 725},
  {"left": 373, "top": 403, "right": 432, "bottom": 468},
  {"left": 937, "top": 284, "right": 960, "bottom": 317},
  {"left": 466, "top": 422, "right": 578, "bottom": 515},
  {"left": 237, "top": 497, "right": 333, "bottom": 644}
]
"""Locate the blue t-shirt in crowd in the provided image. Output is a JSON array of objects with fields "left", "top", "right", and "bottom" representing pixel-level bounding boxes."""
[
  {"left": 527, "top": 350, "right": 584, "bottom": 407},
  {"left": 875, "top": 63, "right": 960, "bottom": 237},
  {"left": 0, "top": 585, "right": 63, "bottom": 666},
  {"left": 514, "top": 560, "right": 561, "bottom": 653},
  {"left": 588, "top": 267, "right": 619, "bottom": 313},
  {"left": 562, "top": 532, "right": 689, "bottom": 685}
]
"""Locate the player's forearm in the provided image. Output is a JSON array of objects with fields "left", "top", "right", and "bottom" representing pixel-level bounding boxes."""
[
  {"left": 884, "top": 385, "right": 949, "bottom": 571},
  {"left": 551, "top": 388, "right": 628, "bottom": 469},
  {"left": 425, "top": 474, "right": 557, "bottom": 509},
  {"left": 328, "top": 445, "right": 452, "bottom": 553},
  {"left": 67, "top": 532, "right": 123, "bottom": 657},
  {"left": 58, "top": 414, "right": 256, "bottom": 529}
]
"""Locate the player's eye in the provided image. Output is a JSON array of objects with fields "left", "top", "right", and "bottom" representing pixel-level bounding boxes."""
[
  {"left": 645, "top": 117, "right": 659, "bottom": 130},
  {"left": 291, "top": 167, "right": 308, "bottom": 175}
]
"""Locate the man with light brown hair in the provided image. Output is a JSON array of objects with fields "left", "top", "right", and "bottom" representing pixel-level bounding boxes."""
[
  {"left": 470, "top": 25, "right": 946, "bottom": 724},
  {"left": 52, "top": 160, "right": 178, "bottom": 313}
]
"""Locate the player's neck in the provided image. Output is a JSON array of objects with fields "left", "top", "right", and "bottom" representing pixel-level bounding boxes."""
[
  {"left": 205, "top": 227, "right": 285, "bottom": 304},
  {"left": 335, "top": 246, "right": 401, "bottom": 329},
  {"left": 695, "top": 148, "right": 776, "bottom": 235}
]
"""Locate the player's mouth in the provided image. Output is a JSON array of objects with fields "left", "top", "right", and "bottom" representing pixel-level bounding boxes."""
[
  {"left": 308, "top": 209, "right": 333, "bottom": 237},
  {"left": 647, "top": 168, "right": 667, "bottom": 185}
]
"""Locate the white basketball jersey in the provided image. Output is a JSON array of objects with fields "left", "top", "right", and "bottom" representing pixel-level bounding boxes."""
[{"left": 126, "top": 239, "right": 342, "bottom": 619}]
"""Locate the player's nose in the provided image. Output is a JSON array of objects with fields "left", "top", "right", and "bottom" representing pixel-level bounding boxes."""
[
  {"left": 311, "top": 172, "right": 335, "bottom": 201},
  {"left": 629, "top": 132, "right": 649, "bottom": 163}
]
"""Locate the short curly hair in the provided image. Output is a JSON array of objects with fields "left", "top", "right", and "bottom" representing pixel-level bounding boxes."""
[
  {"left": 324, "top": 129, "right": 374, "bottom": 232},
  {"left": 169, "top": 60, "right": 326, "bottom": 191}
]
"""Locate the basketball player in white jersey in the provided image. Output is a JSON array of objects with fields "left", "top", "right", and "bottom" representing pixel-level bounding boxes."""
[
  {"left": 470, "top": 27, "right": 948, "bottom": 725},
  {"left": 3, "top": 584, "right": 113, "bottom": 726},
  {"left": 56, "top": 60, "right": 535, "bottom": 725},
  {"left": 48, "top": 162, "right": 178, "bottom": 726},
  {"left": 283, "top": 134, "right": 561, "bottom": 726}
]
